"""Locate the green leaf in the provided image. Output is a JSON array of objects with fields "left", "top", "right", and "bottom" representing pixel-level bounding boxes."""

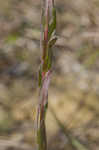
[
  {"left": 49, "top": 36, "right": 57, "bottom": 48},
  {"left": 44, "top": 102, "right": 48, "bottom": 118},
  {"left": 48, "top": 7, "right": 56, "bottom": 40},
  {"left": 38, "top": 66, "right": 42, "bottom": 86}
]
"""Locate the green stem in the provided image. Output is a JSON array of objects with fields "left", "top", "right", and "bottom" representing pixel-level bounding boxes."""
[{"left": 36, "top": 0, "right": 57, "bottom": 150}]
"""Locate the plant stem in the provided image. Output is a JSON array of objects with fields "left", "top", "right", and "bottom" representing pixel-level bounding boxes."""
[{"left": 36, "top": 0, "right": 57, "bottom": 150}]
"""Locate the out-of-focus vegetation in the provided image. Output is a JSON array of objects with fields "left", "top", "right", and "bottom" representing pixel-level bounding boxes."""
[{"left": 0, "top": 0, "right": 99, "bottom": 150}]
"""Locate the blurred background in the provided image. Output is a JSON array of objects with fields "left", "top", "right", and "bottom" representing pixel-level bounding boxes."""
[{"left": 0, "top": 0, "right": 99, "bottom": 150}]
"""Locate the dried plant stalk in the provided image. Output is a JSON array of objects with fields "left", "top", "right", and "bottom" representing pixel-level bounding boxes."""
[{"left": 36, "top": 0, "right": 57, "bottom": 150}]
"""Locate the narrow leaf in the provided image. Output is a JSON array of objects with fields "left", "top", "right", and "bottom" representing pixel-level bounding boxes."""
[{"left": 48, "top": 7, "right": 56, "bottom": 40}]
